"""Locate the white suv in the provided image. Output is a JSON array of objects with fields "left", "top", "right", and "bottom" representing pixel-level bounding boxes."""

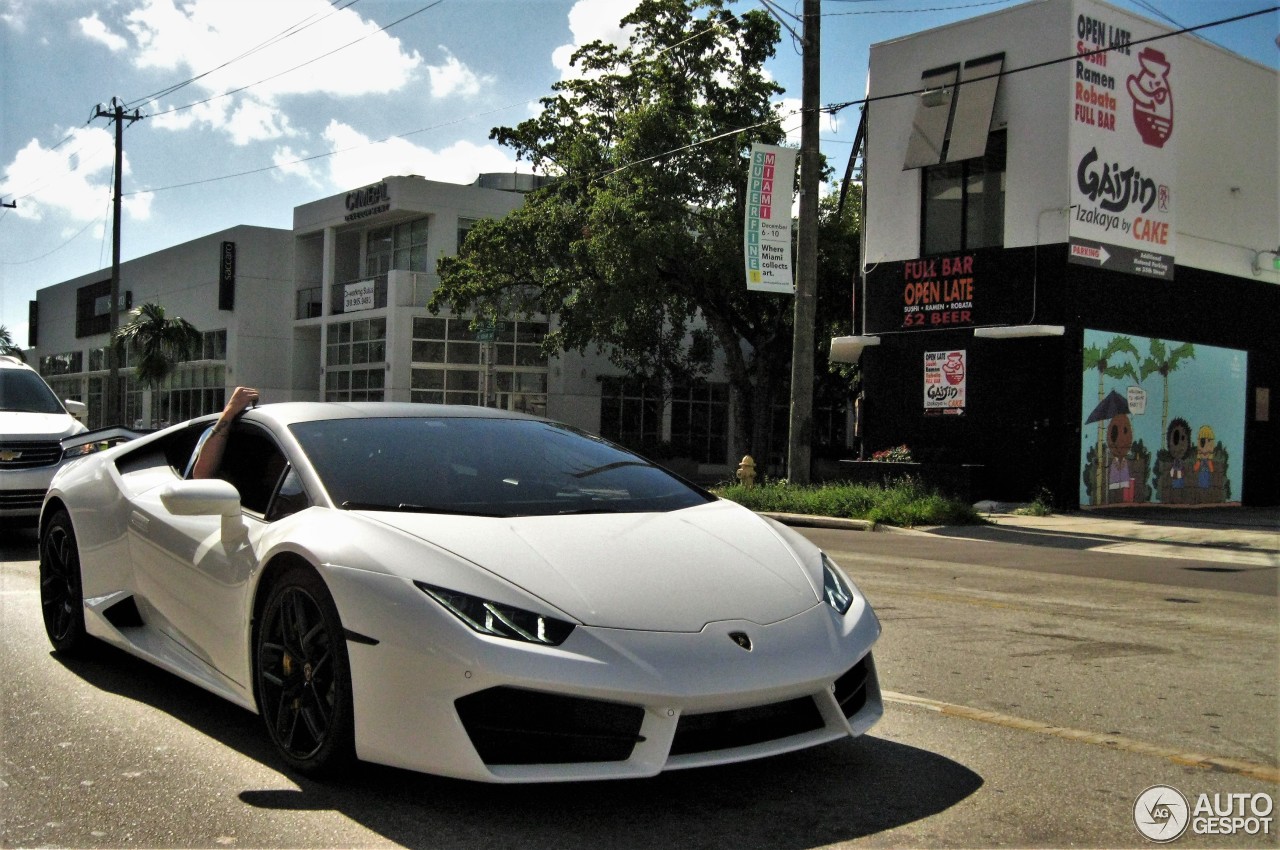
[{"left": 0, "top": 356, "right": 88, "bottom": 527}]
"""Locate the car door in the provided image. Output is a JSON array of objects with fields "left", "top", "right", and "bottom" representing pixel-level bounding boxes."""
[{"left": 128, "top": 422, "right": 301, "bottom": 688}]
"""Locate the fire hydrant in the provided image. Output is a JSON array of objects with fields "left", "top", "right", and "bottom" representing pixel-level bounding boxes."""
[{"left": 735, "top": 455, "right": 757, "bottom": 489}]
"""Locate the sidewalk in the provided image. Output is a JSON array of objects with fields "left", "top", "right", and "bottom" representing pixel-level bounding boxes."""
[
  {"left": 765, "top": 505, "right": 1279, "bottom": 568},
  {"left": 926, "top": 504, "right": 1280, "bottom": 568}
]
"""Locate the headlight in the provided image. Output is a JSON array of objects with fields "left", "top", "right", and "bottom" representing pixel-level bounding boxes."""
[
  {"left": 415, "top": 582, "right": 575, "bottom": 646},
  {"left": 821, "top": 553, "right": 855, "bottom": 615}
]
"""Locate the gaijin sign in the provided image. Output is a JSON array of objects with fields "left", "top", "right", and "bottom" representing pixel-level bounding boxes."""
[
  {"left": 1068, "top": 0, "right": 1175, "bottom": 280},
  {"left": 924, "top": 350, "right": 966, "bottom": 415}
]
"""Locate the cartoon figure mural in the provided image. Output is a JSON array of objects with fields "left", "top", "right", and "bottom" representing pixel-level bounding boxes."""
[
  {"left": 1083, "top": 389, "right": 1150, "bottom": 505},
  {"left": 1082, "top": 331, "right": 1244, "bottom": 507},
  {"left": 1158, "top": 417, "right": 1191, "bottom": 503}
]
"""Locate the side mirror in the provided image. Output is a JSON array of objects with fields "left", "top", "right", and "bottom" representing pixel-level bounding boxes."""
[
  {"left": 160, "top": 478, "right": 241, "bottom": 517},
  {"left": 64, "top": 399, "right": 88, "bottom": 419}
]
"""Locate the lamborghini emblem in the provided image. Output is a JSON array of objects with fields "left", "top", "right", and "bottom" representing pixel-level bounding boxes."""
[{"left": 729, "top": 631, "right": 752, "bottom": 651}]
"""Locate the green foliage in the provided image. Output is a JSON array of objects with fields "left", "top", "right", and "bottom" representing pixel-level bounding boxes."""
[
  {"left": 869, "top": 444, "right": 913, "bottom": 462},
  {"left": 714, "top": 478, "right": 982, "bottom": 527},
  {"left": 0, "top": 325, "right": 25, "bottom": 361},
  {"left": 111, "top": 302, "right": 201, "bottom": 387},
  {"left": 433, "top": 0, "right": 860, "bottom": 459}
]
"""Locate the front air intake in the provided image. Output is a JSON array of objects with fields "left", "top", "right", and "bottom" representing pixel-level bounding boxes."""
[{"left": 455, "top": 687, "right": 646, "bottom": 765}]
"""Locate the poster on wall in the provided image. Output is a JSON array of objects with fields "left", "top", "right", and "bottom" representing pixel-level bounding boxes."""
[
  {"left": 1079, "top": 330, "right": 1245, "bottom": 507},
  {"left": 343, "top": 280, "right": 376, "bottom": 312},
  {"left": 743, "top": 144, "right": 796, "bottom": 294},
  {"left": 924, "top": 350, "right": 967, "bottom": 415},
  {"left": 1068, "top": 0, "right": 1176, "bottom": 280}
]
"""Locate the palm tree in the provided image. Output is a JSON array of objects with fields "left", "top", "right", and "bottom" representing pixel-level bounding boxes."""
[
  {"left": 0, "top": 325, "right": 25, "bottom": 361},
  {"left": 1139, "top": 338, "right": 1195, "bottom": 440},
  {"left": 111, "top": 303, "right": 202, "bottom": 427}
]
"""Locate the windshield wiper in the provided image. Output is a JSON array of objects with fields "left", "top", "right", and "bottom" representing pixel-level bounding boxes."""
[
  {"left": 341, "top": 501, "right": 509, "bottom": 518},
  {"left": 570, "top": 460, "right": 654, "bottom": 479}
]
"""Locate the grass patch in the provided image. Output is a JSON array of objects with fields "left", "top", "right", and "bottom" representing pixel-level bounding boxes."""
[{"left": 713, "top": 478, "right": 983, "bottom": 528}]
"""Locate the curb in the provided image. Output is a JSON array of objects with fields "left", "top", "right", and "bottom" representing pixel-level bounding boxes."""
[{"left": 759, "top": 512, "right": 878, "bottom": 532}]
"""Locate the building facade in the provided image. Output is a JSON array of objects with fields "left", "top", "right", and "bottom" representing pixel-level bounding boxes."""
[
  {"left": 31, "top": 174, "right": 749, "bottom": 480},
  {"left": 839, "top": 0, "right": 1278, "bottom": 507}
]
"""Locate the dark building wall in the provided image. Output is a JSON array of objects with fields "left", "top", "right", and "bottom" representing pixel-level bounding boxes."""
[{"left": 861, "top": 245, "right": 1279, "bottom": 506}]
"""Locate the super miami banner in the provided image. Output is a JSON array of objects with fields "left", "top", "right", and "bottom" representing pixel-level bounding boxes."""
[
  {"left": 1080, "top": 330, "right": 1245, "bottom": 507},
  {"left": 743, "top": 144, "right": 796, "bottom": 294},
  {"left": 1068, "top": 0, "right": 1176, "bottom": 281}
]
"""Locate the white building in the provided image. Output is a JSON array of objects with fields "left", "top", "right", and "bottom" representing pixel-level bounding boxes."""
[
  {"left": 842, "top": 0, "right": 1278, "bottom": 506},
  {"left": 31, "top": 174, "right": 741, "bottom": 478}
]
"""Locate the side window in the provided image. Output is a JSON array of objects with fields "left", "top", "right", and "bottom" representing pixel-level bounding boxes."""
[
  {"left": 266, "top": 466, "right": 311, "bottom": 522},
  {"left": 218, "top": 427, "right": 288, "bottom": 515}
]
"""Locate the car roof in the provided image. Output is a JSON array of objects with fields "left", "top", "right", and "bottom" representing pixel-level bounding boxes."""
[
  {"left": 0, "top": 355, "right": 34, "bottom": 371},
  {"left": 241, "top": 401, "right": 543, "bottom": 429}
]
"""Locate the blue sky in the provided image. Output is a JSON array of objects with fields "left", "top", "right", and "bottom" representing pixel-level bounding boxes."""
[{"left": 1, "top": 0, "right": 1275, "bottom": 345}]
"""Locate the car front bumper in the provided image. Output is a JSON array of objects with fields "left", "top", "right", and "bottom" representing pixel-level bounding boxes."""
[{"left": 324, "top": 565, "right": 882, "bottom": 783}]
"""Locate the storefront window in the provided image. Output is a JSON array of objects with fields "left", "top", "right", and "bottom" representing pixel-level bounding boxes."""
[
  {"left": 326, "top": 317, "right": 387, "bottom": 401},
  {"left": 410, "top": 316, "right": 547, "bottom": 414}
]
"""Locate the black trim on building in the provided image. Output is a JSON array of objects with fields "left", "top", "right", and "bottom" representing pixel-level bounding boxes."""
[{"left": 861, "top": 245, "right": 1279, "bottom": 506}]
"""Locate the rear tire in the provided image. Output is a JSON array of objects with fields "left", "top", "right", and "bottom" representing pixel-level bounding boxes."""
[
  {"left": 255, "top": 566, "right": 355, "bottom": 776},
  {"left": 39, "top": 510, "right": 91, "bottom": 654}
]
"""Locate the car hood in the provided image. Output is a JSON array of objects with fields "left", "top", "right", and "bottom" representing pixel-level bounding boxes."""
[
  {"left": 360, "top": 500, "right": 821, "bottom": 632},
  {"left": 0, "top": 412, "right": 86, "bottom": 441}
]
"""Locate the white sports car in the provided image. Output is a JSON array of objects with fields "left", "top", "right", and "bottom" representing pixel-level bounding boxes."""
[{"left": 40, "top": 403, "right": 881, "bottom": 782}]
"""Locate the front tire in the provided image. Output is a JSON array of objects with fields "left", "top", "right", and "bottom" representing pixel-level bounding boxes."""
[
  {"left": 255, "top": 566, "right": 355, "bottom": 776},
  {"left": 39, "top": 510, "right": 91, "bottom": 654}
]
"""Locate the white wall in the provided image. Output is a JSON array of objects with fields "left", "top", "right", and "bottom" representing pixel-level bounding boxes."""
[{"left": 864, "top": 0, "right": 1279, "bottom": 282}]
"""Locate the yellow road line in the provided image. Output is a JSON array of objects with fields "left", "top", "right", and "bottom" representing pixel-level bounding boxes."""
[{"left": 883, "top": 690, "right": 1279, "bottom": 784}]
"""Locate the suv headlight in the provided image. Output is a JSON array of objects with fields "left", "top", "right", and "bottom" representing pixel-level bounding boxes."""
[
  {"left": 821, "top": 553, "right": 856, "bottom": 615},
  {"left": 415, "top": 582, "right": 575, "bottom": 646}
]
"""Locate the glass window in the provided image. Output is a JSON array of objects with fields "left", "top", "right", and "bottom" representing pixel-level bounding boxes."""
[
  {"left": 291, "top": 416, "right": 714, "bottom": 517},
  {"left": 921, "top": 130, "right": 1005, "bottom": 255}
]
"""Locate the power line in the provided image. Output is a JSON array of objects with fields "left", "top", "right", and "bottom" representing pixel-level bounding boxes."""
[
  {"left": 145, "top": 0, "right": 445, "bottom": 121},
  {"left": 122, "top": 0, "right": 366, "bottom": 110}
]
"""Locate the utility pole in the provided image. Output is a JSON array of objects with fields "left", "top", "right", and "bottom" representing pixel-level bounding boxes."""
[
  {"left": 93, "top": 97, "right": 143, "bottom": 427},
  {"left": 787, "top": 0, "right": 820, "bottom": 483}
]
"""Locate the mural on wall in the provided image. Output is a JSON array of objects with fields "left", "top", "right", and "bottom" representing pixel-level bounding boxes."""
[{"left": 1080, "top": 331, "right": 1245, "bottom": 506}]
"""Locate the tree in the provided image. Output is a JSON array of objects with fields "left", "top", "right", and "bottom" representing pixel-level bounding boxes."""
[
  {"left": 111, "top": 302, "right": 201, "bottom": 427},
  {"left": 433, "top": 0, "right": 847, "bottom": 464},
  {"left": 1139, "top": 338, "right": 1195, "bottom": 440},
  {"left": 0, "top": 325, "right": 25, "bottom": 361}
]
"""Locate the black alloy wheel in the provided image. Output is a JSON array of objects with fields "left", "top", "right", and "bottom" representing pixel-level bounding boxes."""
[
  {"left": 255, "top": 566, "right": 354, "bottom": 775},
  {"left": 39, "top": 510, "right": 90, "bottom": 654}
]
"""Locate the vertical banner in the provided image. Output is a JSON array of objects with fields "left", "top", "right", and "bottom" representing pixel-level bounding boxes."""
[
  {"left": 743, "top": 144, "right": 797, "bottom": 293},
  {"left": 1068, "top": 0, "right": 1176, "bottom": 280},
  {"left": 218, "top": 241, "right": 236, "bottom": 310},
  {"left": 924, "top": 350, "right": 967, "bottom": 415}
]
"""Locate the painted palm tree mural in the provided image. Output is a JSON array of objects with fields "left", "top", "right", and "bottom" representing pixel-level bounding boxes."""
[
  {"left": 1080, "top": 330, "right": 1243, "bottom": 507},
  {"left": 111, "top": 303, "right": 202, "bottom": 428}
]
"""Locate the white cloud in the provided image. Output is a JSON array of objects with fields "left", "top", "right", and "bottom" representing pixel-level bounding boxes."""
[
  {"left": 553, "top": 0, "right": 641, "bottom": 79},
  {"left": 774, "top": 98, "right": 804, "bottom": 147},
  {"left": 77, "top": 12, "right": 128, "bottom": 51},
  {"left": 426, "top": 48, "right": 492, "bottom": 99},
  {"left": 125, "top": 0, "right": 423, "bottom": 143},
  {"left": 226, "top": 99, "right": 295, "bottom": 146},
  {"left": 321, "top": 121, "right": 530, "bottom": 189},
  {"left": 0, "top": 127, "right": 119, "bottom": 223},
  {"left": 272, "top": 146, "right": 322, "bottom": 186}
]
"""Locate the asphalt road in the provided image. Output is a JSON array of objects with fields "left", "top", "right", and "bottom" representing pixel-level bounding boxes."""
[{"left": 1, "top": 524, "right": 1276, "bottom": 849}]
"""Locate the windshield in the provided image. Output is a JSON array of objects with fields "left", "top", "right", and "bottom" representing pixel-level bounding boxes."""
[
  {"left": 0, "top": 370, "right": 67, "bottom": 415},
  {"left": 290, "top": 416, "right": 714, "bottom": 517}
]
